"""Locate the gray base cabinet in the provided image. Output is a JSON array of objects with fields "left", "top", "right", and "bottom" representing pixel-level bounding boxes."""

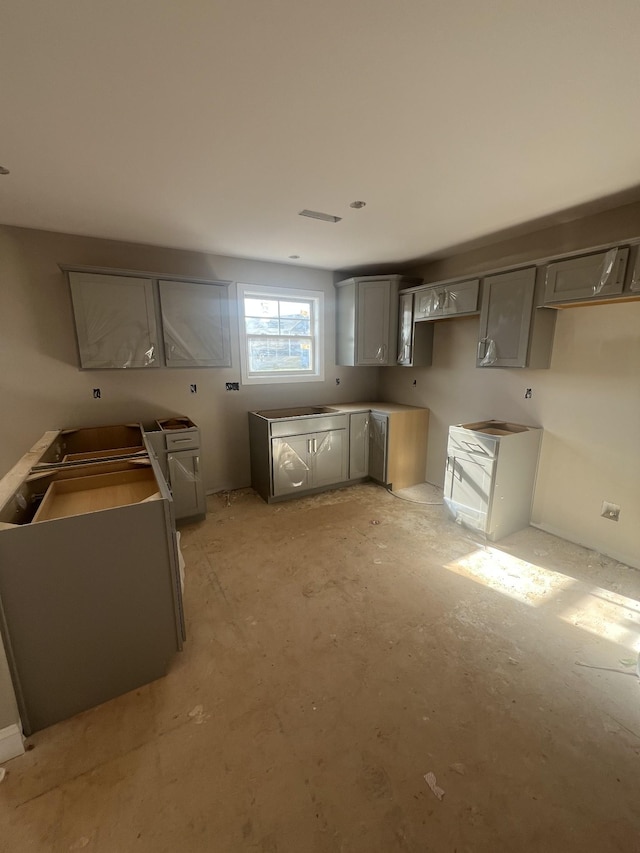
[
  {"left": 249, "top": 411, "right": 351, "bottom": 502},
  {"left": 147, "top": 418, "right": 206, "bottom": 523},
  {"left": 444, "top": 420, "right": 542, "bottom": 540},
  {"left": 0, "top": 433, "right": 184, "bottom": 734},
  {"left": 272, "top": 430, "right": 347, "bottom": 497}
]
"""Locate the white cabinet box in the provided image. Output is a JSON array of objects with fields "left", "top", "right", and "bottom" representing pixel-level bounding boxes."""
[{"left": 444, "top": 420, "right": 542, "bottom": 540}]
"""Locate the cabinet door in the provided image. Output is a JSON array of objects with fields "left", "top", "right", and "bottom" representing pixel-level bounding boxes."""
[
  {"left": 544, "top": 248, "right": 628, "bottom": 304},
  {"left": 369, "top": 414, "right": 388, "bottom": 484},
  {"left": 349, "top": 413, "right": 370, "bottom": 479},
  {"left": 477, "top": 268, "right": 535, "bottom": 368},
  {"left": 415, "top": 279, "right": 479, "bottom": 319},
  {"left": 444, "top": 453, "right": 494, "bottom": 533},
  {"left": 168, "top": 450, "right": 206, "bottom": 520},
  {"left": 357, "top": 280, "right": 391, "bottom": 364},
  {"left": 159, "top": 280, "right": 231, "bottom": 367},
  {"left": 312, "top": 430, "right": 347, "bottom": 488},
  {"left": 69, "top": 272, "right": 159, "bottom": 369},
  {"left": 271, "top": 436, "right": 312, "bottom": 496},
  {"left": 396, "top": 292, "right": 414, "bottom": 365}
]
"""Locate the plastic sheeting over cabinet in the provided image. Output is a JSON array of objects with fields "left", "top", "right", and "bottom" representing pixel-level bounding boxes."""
[
  {"left": 66, "top": 270, "right": 232, "bottom": 369},
  {"left": 69, "top": 272, "right": 159, "bottom": 368}
]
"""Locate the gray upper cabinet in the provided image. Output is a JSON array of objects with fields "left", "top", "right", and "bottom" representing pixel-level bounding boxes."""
[
  {"left": 336, "top": 275, "right": 419, "bottom": 366},
  {"left": 159, "top": 279, "right": 231, "bottom": 367},
  {"left": 414, "top": 278, "right": 480, "bottom": 320},
  {"left": 69, "top": 272, "right": 159, "bottom": 369},
  {"left": 396, "top": 291, "right": 434, "bottom": 367},
  {"left": 631, "top": 247, "right": 640, "bottom": 292},
  {"left": 477, "top": 267, "right": 556, "bottom": 369},
  {"left": 543, "top": 247, "right": 629, "bottom": 304}
]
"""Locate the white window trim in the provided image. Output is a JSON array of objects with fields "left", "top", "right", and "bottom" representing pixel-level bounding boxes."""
[{"left": 237, "top": 283, "right": 325, "bottom": 385}]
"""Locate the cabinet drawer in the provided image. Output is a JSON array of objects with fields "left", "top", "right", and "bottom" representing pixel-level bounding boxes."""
[
  {"left": 447, "top": 427, "right": 498, "bottom": 459},
  {"left": 165, "top": 430, "right": 200, "bottom": 451}
]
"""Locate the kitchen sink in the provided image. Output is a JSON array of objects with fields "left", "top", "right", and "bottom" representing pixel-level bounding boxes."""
[{"left": 254, "top": 406, "right": 338, "bottom": 419}]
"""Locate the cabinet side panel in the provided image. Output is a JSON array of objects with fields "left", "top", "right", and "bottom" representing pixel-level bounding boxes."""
[
  {"left": 0, "top": 501, "right": 179, "bottom": 733},
  {"left": 336, "top": 283, "right": 356, "bottom": 366},
  {"left": 488, "top": 430, "right": 542, "bottom": 540},
  {"left": 248, "top": 415, "right": 271, "bottom": 500},
  {"left": 387, "top": 410, "right": 429, "bottom": 490}
]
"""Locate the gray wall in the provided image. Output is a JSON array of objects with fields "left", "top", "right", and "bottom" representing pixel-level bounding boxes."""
[
  {"left": 0, "top": 225, "right": 380, "bottom": 732},
  {"left": 0, "top": 225, "right": 379, "bottom": 490},
  {"left": 379, "top": 200, "right": 640, "bottom": 568}
]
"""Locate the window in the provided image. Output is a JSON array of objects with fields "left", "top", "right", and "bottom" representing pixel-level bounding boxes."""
[{"left": 238, "top": 284, "right": 324, "bottom": 384}]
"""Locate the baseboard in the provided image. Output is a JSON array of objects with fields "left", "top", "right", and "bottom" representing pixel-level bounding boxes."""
[{"left": 0, "top": 723, "right": 24, "bottom": 763}]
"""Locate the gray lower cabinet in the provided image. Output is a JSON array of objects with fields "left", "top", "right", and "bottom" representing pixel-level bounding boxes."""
[
  {"left": 444, "top": 420, "right": 542, "bottom": 540},
  {"left": 543, "top": 247, "right": 629, "bottom": 304},
  {"left": 0, "top": 435, "right": 184, "bottom": 734},
  {"left": 477, "top": 267, "right": 556, "bottom": 369},
  {"left": 349, "top": 412, "right": 370, "bottom": 479},
  {"left": 147, "top": 418, "right": 206, "bottom": 523},
  {"left": 249, "top": 411, "right": 349, "bottom": 502},
  {"left": 272, "top": 429, "right": 347, "bottom": 496},
  {"left": 168, "top": 449, "right": 205, "bottom": 520},
  {"left": 68, "top": 271, "right": 160, "bottom": 369},
  {"left": 414, "top": 278, "right": 480, "bottom": 320}
]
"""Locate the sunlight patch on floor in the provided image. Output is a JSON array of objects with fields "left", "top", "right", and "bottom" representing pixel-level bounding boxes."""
[
  {"left": 444, "top": 546, "right": 574, "bottom": 607},
  {"left": 444, "top": 546, "right": 640, "bottom": 652}
]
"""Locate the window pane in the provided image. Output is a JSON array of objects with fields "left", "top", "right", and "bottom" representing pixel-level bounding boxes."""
[
  {"left": 248, "top": 337, "right": 313, "bottom": 372},
  {"left": 245, "top": 317, "right": 280, "bottom": 335},
  {"left": 280, "top": 301, "right": 311, "bottom": 319},
  {"left": 244, "top": 297, "right": 279, "bottom": 318},
  {"left": 279, "top": 318, "right": 311, "bottom": 335}
]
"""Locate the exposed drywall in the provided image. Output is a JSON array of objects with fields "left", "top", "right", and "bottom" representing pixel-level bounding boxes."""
[{"left": 0, "top": 225, "right": 379, "bottom": 490}]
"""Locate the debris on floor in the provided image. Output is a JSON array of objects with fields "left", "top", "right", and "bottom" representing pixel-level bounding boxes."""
[{"left": 424, "top": 771, "right": 445, "bottom": 800}]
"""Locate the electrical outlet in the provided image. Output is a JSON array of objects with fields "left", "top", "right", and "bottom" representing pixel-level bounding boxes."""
[
  {"left": 190, "top": 384, "right": 197, "bottom": 394},
  {"left": 524, "top": 388, "right": 532, "bottom": 399},
  {"left": 601, "top": 501, "right": 620, "bottom": 521},
  {"left": 412, "top": 379, "right": 417, "bottom": 386},
  {"left": 335, "top": 378, "right": 340, "bottom": 386},
  {"left": 93, "top": 388, "right": 101, "bottom": 399},
  {"left": 225, "top": 382, "right": 240, "bottom": 391}
]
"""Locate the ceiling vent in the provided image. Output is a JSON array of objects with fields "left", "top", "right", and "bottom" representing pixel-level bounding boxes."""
[{"left": 298, "top": 209, "right": 342, "bottom": 223}]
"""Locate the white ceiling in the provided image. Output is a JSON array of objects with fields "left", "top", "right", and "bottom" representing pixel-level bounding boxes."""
[{"left": 2, "top": 0, "right": 640, "bottom": 271}]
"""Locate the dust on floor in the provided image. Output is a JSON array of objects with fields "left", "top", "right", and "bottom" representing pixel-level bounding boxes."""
[{"left": 1, "top": 483, "right": 639, "bottom": 852}]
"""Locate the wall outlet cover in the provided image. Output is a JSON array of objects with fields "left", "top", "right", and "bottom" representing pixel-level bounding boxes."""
[
  {"left": 601, "top": 501, "right": 620, "bottom": 521},
  {"left": 226, "top": 382, "right": 240, "bottom": 391}
]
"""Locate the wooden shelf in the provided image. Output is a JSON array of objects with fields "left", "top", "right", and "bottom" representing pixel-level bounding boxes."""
[{"left": 33, "top": 469, "right": 159, "bottom": 522}]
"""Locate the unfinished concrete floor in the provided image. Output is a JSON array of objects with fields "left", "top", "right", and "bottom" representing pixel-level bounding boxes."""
[{"left": 1, "top": 483, "right": 639, "bottom": 852}]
